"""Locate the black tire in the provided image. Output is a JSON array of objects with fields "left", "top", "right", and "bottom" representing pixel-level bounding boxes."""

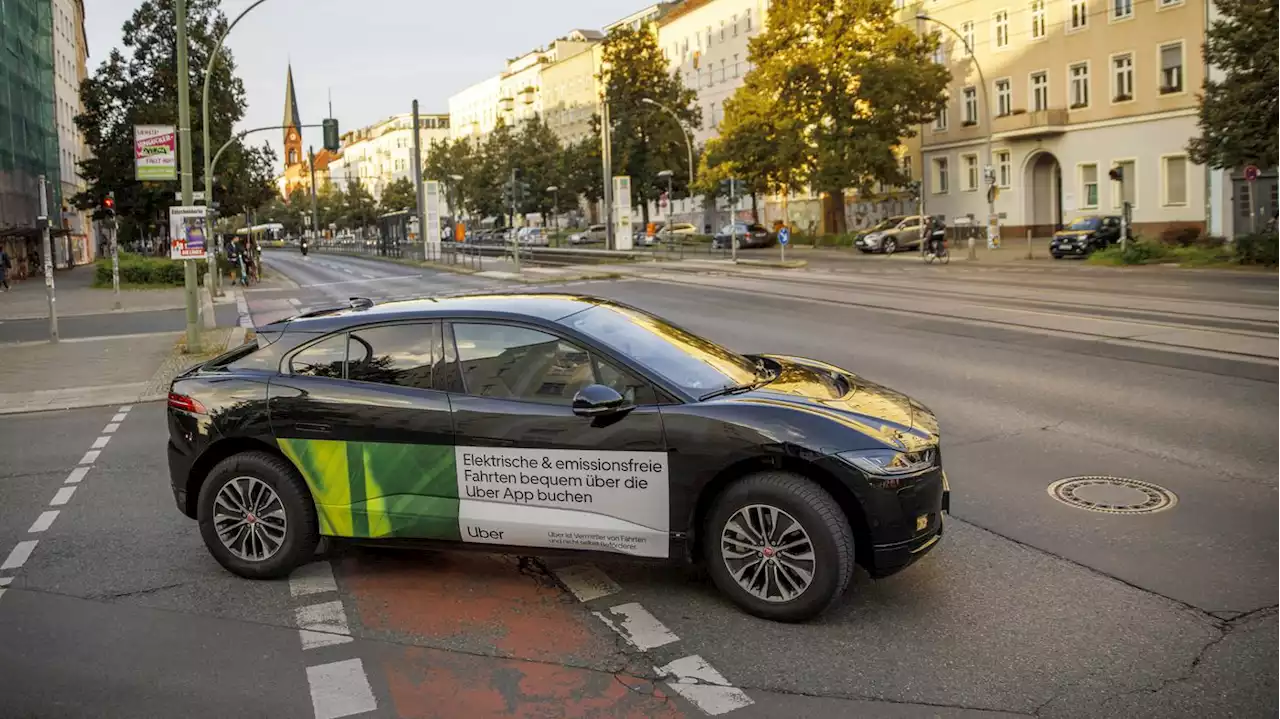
[
  {"left": 882, "top": 238, "right": 897, "bottom": 255},
  {"left": 197, "top": 451, "right": 319, "bottom": 580},
  {"left": 703, "top": 471, "right": 855, "bottom": 622}
]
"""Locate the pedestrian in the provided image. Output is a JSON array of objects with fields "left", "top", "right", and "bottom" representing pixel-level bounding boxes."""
[{"left": 0, "top": 246, "right": 11, "bottom": 291}]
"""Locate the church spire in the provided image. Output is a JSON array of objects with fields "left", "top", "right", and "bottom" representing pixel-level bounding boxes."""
[{"left": 283, "top": 63, "right": 301, "bottom": 144}]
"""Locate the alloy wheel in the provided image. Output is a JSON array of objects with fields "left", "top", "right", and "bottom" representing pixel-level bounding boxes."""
[
  {"left": 213, "top": 476, "right": 288, "bottom": 562},
  {"left": 720, "top": 504, "right": 816, "bottom": 602}
]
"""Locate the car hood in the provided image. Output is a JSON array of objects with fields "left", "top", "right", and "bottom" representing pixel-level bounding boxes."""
[
  {"left": 1053, "top": 230, "right": 1093, "bottom": 239},
  {"left": 725, "top": 354, "right": 939, "bottom": 451}
]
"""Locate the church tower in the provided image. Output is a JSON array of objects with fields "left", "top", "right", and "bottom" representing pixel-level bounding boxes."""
[{"left": 282, "top": 64, "right": 302, "bottom": 168}]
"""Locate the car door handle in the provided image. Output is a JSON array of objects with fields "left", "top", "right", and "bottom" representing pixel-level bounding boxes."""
[{"left": 296, "top": 422, "right": 331, "bottom": 434}]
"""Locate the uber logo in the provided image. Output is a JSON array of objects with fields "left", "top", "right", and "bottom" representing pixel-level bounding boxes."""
[{"left": 465, "top": 525, "right": 505, "bottom": 540}]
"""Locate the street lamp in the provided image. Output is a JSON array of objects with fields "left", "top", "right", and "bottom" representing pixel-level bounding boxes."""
[
  {"left": 640, "top": 98, "right": 694, "bottom": 194},
  {"left": 917, "top": 12, "right": 996, "bottom": 259},
  {"left": 448, "top": 173, "right": 464, "bottom": 226},
  {"left": 657, "top": 170, "right": 674, "bottom": 221},
  {"left": 546, "top": 186, "right": 559, "bottom": 234}
]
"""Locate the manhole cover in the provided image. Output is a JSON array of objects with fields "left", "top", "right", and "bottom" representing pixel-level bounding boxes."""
[{"left": 1047, "top": 476, "right": 1178, "bottom": 515}]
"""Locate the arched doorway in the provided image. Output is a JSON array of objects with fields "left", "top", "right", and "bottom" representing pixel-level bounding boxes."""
[{"left": 1024, "top": 151, "right": 1063, "bottom": 236}]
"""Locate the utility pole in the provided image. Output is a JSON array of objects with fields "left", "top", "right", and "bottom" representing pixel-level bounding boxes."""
[
  {"left": 510, "top": 167, "right": 521, "bottom": 273},
  {"left": 600, "top": 99, "right": 614, "bottom": 250},
  {"left": 37, "top": 175, "right": 58, "bottom": 342},
  {"left": 309, "top": 146, "right": 320, "bottom": 253},
  {"left": 175, "top": 0, "right": 199, "bottom": 351},
  {"left": 411, "top": 100, "right": 428, "bottom": 262}
]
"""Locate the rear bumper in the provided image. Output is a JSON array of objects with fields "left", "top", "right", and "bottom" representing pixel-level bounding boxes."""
[{"left": 168, "top": 438, "right": 196, "bottom": 519}]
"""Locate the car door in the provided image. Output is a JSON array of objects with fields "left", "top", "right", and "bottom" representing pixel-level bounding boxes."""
[
  {"left": 441, "top": 320, "right": 673, "bottom": 559},
  {"left": 268, "top": 321, "right": 458, "bottom": 541},
  {"left": 899, "top": 218, "right": 923, "bottom": 248}
]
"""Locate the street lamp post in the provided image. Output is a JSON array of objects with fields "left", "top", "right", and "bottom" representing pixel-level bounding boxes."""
[
  {"left": 546, "top": 185, "right": 559, "bottom": 239},
  {"left": 917, "top": 13, "right": 996, "bottom": 260},
  {"left": 657, "top": 169, "right": 674, "bottom": 221},
  {"left": 175, "top": 0, "right": 199, "bottom": 350}
]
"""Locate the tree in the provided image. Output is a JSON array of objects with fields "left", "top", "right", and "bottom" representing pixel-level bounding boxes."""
[
  {"left": 425, "top": 138, "right": 476, "bottom": 220},
  {"left": 344, "top": 179, "right": 378, "bottom": 229},
  {"left": 473, "top": 121, "right": 518, "bottom": 224},
  {"left": 599, "top": 25, "right": 701, "bottom": 225},
  {"left": 713, "top": 0, "right": 948, "bottom": 233},
  {"left": 702, "top": 80, "right": 805, "bottom": 224},
  {"left": 1188, "top": 0, "right": 1279, "bottom": 170},
  {"left": 379, "top": 177, "right": 417, "bottom": 214},
  {"left": 73, "top": 0, "right": 266, "bottom": 243},
  {"left": 512, "top": 116, "right": 565, "bottom": 218},
  {"left": 317, "top": 184, "right": 346, "bottom": 230},
  {"left": 561, "top": 138, "right": 603, "bottom": 220},
  {"left": 219, "top": 142, "right": 278, "bottom": 216}
]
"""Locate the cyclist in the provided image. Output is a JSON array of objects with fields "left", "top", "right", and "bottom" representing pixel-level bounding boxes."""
[{"left": 924, "top": 215, "right": 947, "bottom": 257}]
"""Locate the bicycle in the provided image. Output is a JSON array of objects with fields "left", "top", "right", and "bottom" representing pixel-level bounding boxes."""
[{"left": 923, "top": 237, "right": 950, "bottom": 264}]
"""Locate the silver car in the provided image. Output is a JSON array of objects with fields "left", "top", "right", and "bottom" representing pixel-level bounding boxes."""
[{"left": 855, "top": 216, "right": 926, "bottom": 254}]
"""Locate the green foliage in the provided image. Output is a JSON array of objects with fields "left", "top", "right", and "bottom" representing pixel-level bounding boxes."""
[
  {"left": 599, "top": 24, "right": 701, "bottom": 224},
  {"left": 710, "top": 0, "right": 949, "bottom": 233},
  {"left": 1233, "top": 232, "right": 1279, "bottom": 266},
  {"left": 378, "top": 177, "right": 417, "bottom": 214},
  {"left": 1188, "top": 0, "right": 1279, "bottom": 169},
  {"left": 72, "top": 0, "right": 273, "bottom": 239},
  {"left": 425, "top": 138, "right": 477, "bottom": 218},
  {"left": 92, "top": 252, "right": 232, "bottom": 287},
  {"left": 344, "top": 180, "right": 378, "bottom": 228}
]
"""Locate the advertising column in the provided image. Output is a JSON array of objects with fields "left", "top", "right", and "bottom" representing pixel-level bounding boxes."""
[
  {"left": 612, "top": 176, "right": 633, "bottom": 250},
  {"left": 425, "top": 180, "right": 442, "bottom": 260}
]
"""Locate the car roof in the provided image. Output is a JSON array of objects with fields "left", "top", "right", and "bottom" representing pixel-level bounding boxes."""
[{"left": 270, "top": 293, "right": 616, "bottom": 333}]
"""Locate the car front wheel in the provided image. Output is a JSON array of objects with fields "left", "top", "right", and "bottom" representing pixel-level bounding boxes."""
[
  {"left": 882, "top": 238, "right": 897, "bottom": 255},
  {"left": 197, "top": 451, "right": 319, "bottom": 579},
  {"left": 704, "top": 471, "right": 854, "bottom": 622}
]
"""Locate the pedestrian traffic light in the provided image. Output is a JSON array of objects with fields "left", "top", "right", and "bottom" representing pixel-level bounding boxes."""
[
  {"left": 1108, "top": 166, "right": 1123, "bottom": 182},
  {"left": 322, "top": 118, "right": 340, "bottom": 152},
  {"left": 103, "top": 192, "right": 116, "bottom": 218}
]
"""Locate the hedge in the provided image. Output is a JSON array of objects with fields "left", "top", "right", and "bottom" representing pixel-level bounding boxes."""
[{"left": 93, "top": 252, "right": 234, "bottom": 287}]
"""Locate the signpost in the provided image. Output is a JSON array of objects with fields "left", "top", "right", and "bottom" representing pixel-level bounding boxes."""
[
  {"left": 1244, "top": 165, "right": 1260, "bottom": 232},
  {"left": 134, "top": 125, "right": 177, "bottom": 181},
  {"left": 37, "top": 175, "right": 58, "bottom": 342},
  {"left": 778, "top": 226, "right": 790, "bottom": 263}
]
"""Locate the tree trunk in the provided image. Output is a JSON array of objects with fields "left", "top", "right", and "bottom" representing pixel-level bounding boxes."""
[
  {"left": 750, "top": 193, "right": 759, "bottom": 223},
  {"left": 823, "top": 190, "right": 848, "bottom": 234}
]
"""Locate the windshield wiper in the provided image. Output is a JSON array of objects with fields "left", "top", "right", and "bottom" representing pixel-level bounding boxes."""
[{"left": 698, "top": 371, "right": 776, "bottom": 401}]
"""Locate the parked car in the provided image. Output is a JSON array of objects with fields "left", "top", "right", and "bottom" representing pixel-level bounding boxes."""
[
  {"left": 854, "top": 216, "right": 927, "bottom": 254},
  {"left": 1050, "top": 216, "right": 1127, "bottom": 259},
  {"left": 712, "top": 222, "right": 775, "bottom": 250},
  {"left": 516, "top": 227, "right": 548, "bottom": 246},
  {"left": 568, "top": 224, "right": 608, "bottom": 245}
]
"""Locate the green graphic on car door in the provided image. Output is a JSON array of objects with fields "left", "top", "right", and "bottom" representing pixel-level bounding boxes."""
[{"left": 277, "top": 438, "right": 670, "bottom": 558}]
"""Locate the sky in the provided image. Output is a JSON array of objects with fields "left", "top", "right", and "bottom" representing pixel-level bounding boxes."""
[{"left": 85, "top": 0, "right": 644, "bottom": 171}]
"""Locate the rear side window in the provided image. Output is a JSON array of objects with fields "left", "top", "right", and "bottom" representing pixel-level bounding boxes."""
[
  {"left": 346, "top": 323, "right": 440, "bottom": 391},
  {"left": 290, "top": 334, "right": 348, "bottom": 378}
]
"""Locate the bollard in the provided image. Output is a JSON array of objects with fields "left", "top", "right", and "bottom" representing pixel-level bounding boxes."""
[
  {"left": 967, "top": 235, "right": 977, "bottom": 261},
  {"left": 1026, "top": 229, "right": 1034, "bottom": 260}
]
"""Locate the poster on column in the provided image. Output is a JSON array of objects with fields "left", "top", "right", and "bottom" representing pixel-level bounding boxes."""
[
  {"left": 613, "top": 175, "right": 633, "bottom": 250},
  {"left": 169, "top": 205, "right": 209, "bottom": 260},
  {"left": 425, "top": 180, "right": 442, "bottom": 257}
]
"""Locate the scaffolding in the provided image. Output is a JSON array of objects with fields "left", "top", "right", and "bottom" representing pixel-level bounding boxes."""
[{"left": 0, "top": 0, "right": 60, "bottom": 243}]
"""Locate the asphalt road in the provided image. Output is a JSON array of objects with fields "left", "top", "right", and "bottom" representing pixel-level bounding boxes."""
[
  {"left": 0, "top": 304, "right": 240, "bottom": 344},
  {"left": 0, "top": 251, "right": 1273, "bottom": 718}
]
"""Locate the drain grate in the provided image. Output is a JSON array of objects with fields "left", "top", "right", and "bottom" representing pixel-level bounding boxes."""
[{"left": 1047, "top": 476, "right": 1178, "bottom": 515}]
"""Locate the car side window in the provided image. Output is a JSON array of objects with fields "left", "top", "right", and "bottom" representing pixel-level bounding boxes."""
[
  {"left": 345, "top": 323, "right": 440, "bottom": 390},
  {"left": 452, "top": 323, "right": 596, "bottom": 406},
  {"left": 290, "top": 334, "right": 348, "bottom": 378},
  {"left": 595, "top": 358, "right": 661, "bottom": 406}
]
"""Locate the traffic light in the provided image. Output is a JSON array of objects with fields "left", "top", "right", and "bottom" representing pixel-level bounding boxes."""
[
  {"left": 322, "top": 118, "right": 340, "bottom": 152},
  {"left": 719, "top": 178, "right": 738, "bottom": 198},
  {"left": 103, "top": 192, "right": 116, "bottom": 219},
  {"left": 1108, "top": 166, "right": 1123, "bottom": 182}
]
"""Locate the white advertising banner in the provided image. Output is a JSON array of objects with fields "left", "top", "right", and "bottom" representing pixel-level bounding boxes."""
[
  {"left": 612, "top": 175, "right": 633, "bottom": 250},
  {"left": 135, "top": 125, "right": 177, "bottom": 181},
  {"left": 425, "top": 180, "right": 442, "bottom": 257},
  {"left": 168, "top": 205, "right": 209, "bottom": 260}
]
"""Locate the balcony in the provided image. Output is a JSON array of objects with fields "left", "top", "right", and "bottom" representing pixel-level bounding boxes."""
[{"left": 992, "top": 108, "right": 1069, "bottom": 140}]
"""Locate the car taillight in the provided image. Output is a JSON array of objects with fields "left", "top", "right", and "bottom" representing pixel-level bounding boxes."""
[{"left": 168, "top": 392, "right": 207, "bottom": 414}]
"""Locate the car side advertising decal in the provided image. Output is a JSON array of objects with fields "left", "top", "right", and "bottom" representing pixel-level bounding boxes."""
[{"left": 278, "top": 439, "right": 670, "bottom": 558}]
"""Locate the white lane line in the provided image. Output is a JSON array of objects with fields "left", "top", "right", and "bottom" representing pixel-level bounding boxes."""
[
  {"left": 554, "top": 564, "right": 622, "bottom": 603},
  {"left": 0, "top": 577, "right": 11, "bottom": 586},
  {"left": 657, "top": 655, "right": 755, "bottom": 716},
  {"left": 103, "top": 423, "right": 120, "bottom": 434},
  {"left": 593, "top": 602, "right": 679, "bottom": 651},
  {"left": 288, "top": 297, "right": 302, "bottom": 307},
  {"left": 296, "top": 600, "right": 354, "bottom": 650},
  {"left": 1, "top": 541, "right": 38, "bottom": 571},
  {"left": 111, "top": 413, "right": 127, "bottom": 423},
  {"left": 289, "top": 561, "right": 339, "bottom": 598},
  {"left": 90, "top": 436, "right": 111, "bottom": 449},
  {"left": 50, "top": 486, "right": 77, "bottom": 506},
  {"left": 307, "top": 658, "right": 377, "bottom": 719},
  {"left": 65, "top": 466, "right": 90, "bottom": 484},
  {"left": 78, "top": 450, "right": 100, "bottom": 465},
  {"left": 28, "top": 511, "right": 59, "bottom": 534},
  {"left": 118, "top": 405, "right": 133, "bottom": 412}
]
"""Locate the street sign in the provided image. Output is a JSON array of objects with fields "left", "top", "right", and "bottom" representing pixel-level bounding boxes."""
[
  {"left": 169, "top": 205, "right": 209, "bottom": 260},
  {"left": 135, "top": 125, "right": 177, "bottom": 181},
  {"left": 983, "top": 165, "right": 995, "bottom": 184},
  {"left": 1244, "top": 165, "right": 1260, "bottom": 182},
  {"left": 174, "top": 191, "right": 206, "bottom": 201},
  {"left": 778, "top": 227, "right": 790, "bottom": 245}
]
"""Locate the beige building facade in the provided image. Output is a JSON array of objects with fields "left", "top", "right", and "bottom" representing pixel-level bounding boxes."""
[{"left": 918, "top": 0, "right": 1210, "bottom": 239}]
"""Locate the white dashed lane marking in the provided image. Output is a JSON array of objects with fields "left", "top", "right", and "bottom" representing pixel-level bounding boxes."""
[
  {"left": 307, "top": 658, "right": 378, "bottom": 719},
  {"left": 289, "top": 561, "right": 339, "bottom": 598},
  {"left": 553, "top": 564, "right": 621, "bottom": 602},
  {"left": 594, "top": 602, "right": 679, "bottom": 650},
  {"left": 657, "top": 655, "right": 756, "bottom": 716},
  {"left": 296, "top": 601, "right": 354, "bottom": 650},
  {"left": 49, "top": 487, "right": 77, "bottom": 506},
  {"left": 1, "top": 541, "right": 38, "bottom": 571},
  {"left": 78, "top": 450, "right": 99, "bottom": 465},
  {"left": 28, "top": 511, "right": 59, "bottom": 534},
  {"left": 110, "top": 413, "right": 127, "bottom": 423},
  {"left": 90, "top": 436, "right": 110, "bottom": 449},
  {"left": 103, "top": 423, "right": 120, "bottom": 434},
  {"left": 65, "top": 467, "right": 89, "bottom": 484}
]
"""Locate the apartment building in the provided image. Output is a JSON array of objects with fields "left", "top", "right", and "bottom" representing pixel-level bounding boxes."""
[
  {"left": 328, "top": 113, "right": 450, "bottom": 202},
  {"left": 52, "top": 0, "right": 92, "bottom": 265},
  {"left": 918, "top": 0, "right": 1210, "bottom": 239},
  {"left": 541, "top": 32, "right": 605, "bottom": 144}
]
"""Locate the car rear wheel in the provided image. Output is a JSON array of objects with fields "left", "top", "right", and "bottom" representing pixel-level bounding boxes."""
[
  {"left": 882, "top": 238, "right": 897, "bottom": 255},
  {"left": 197, "top": 451, "right": 318, "bottom": 580},
  {"left": 704, "top": 471, "right": 854, "bottom": 622}
]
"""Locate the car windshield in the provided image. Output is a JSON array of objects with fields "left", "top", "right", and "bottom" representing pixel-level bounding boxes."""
[
  {"left": 1065, "top": 217, "right": 1102, "bottom": 230},
  {"left": 561, "top": 304, "right": 761, "bottom": 395},
  {"left": 870, "top": 218, "right": 901, "bottom": 231}
]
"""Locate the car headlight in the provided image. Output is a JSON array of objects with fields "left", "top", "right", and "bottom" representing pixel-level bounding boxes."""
[{"left": 837, "top": 448, "right": 936, "bottom": 485}]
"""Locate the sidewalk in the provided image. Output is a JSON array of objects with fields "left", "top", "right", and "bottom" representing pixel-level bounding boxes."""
[{"left": 0, "top": 263, "right": 236, "bottom": 321}]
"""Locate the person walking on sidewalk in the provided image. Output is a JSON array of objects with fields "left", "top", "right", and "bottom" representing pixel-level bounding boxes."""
[{"left": 0, "top": 246, "right": 10, "bottom": 291}]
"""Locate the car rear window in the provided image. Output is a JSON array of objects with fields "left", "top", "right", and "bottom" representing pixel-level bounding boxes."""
[{"left": 561, "top": 305, "right": 758, "bottom": 396}]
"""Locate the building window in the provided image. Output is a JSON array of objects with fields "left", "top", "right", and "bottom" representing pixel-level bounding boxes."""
[
  {"left": 1160, "top": 42, "right": 1184, "bottom": 93},
  {"left": 1031, "top": 71, "right": 1049, "bottom": 111},
  {"left": 732, "top": 13, "right": 739, "bottom": 36},
  {"left": 961, "top": 21, "right": 975, "bottom": 54},
  {"left": 933, "top": 43, "right": 947, "bottom": 65},
  {"left": 745, "top": 9, "right": 752, "bottom": 31},
  {"left": 1159, "top": 0, "right": 1185, "bottom": 7},
  {"left": 933, "top": 157, "right": 950, "bottom": 194},
  {"left": 902, "top": 155, "right": 912, "bottom": 180},
  {"left": 1113, "top": 0, "right": 1133, "bottom": 20},
  {"left": 1080, "top": 163, "right": 1099, "bottom": 207},
  {"left": 1031, "top": 0, "right": 1047, "bottom": 38},
  {"left": 993, "top": 11, "right": 1010, "bottom": 48},
  {"left": 1162, "top": 155, "right": 1188, "bottom": 205},
  {"left": 962, "top": 154, "right": 980, "bottom": 190},
  {"left": 1112, "top": 53, "right": 1134, "bottom": 101},
  {"left": 1111, "top": 159, "right": 1136, "bottom": 208},
  {"left": 706, "top": 26, "right": 712, "bottom": 46},
  {"left": 1069, "top": 62, "right": 1090, "bottom": 108},
  {"left": 995, "top": 78, "right": 1012, "bottom": 115},
  {"left": 962, "top": 87, "right": 979, "bottom": 125},
  {"left": 933, "top": 97, "right": 949, "bottom": 131},
  {"left": 710, "top": 101, "right": 717, "bottom": 126},
  {"left": 732, "top": 54, "right": 740, "bottom": 77},
  {"left": 720, "top": 20, "right": 726, "bottom": 40},
  {"left": 720, "top": 58, "right": 726, "bottom": 82},
  {"left": 996, "top": 150, "right": 1012, "bottom": 188},
  {"left": 1070, "top": 0, "right": 1088, "bottom": 29}
]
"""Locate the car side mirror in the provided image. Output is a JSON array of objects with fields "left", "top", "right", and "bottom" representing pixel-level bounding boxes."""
[{"left": 572, "top": 384, "right": 633, "bottom": 418}]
